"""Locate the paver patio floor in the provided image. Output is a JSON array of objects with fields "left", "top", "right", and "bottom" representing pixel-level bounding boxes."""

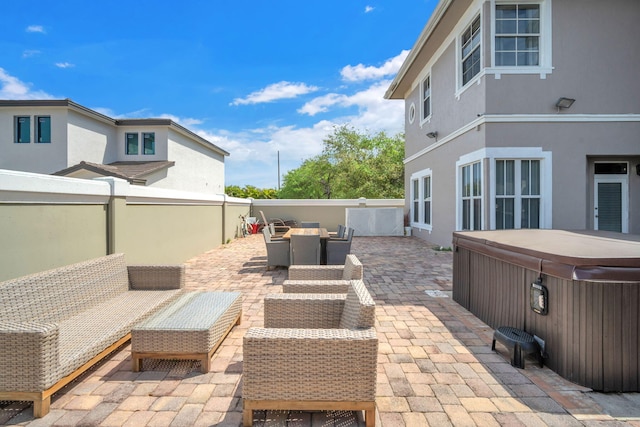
[{"left": 2, "top": 235, "right": 639, "bottom": 426}]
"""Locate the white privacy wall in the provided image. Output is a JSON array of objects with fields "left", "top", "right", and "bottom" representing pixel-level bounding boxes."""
[{"left": 346, "top": 207, "right": 404, "bottom": 236}]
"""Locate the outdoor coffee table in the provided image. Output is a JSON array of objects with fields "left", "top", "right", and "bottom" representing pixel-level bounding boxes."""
[{"left": 132, "top": 291, "right": 242, "bottom": 373}]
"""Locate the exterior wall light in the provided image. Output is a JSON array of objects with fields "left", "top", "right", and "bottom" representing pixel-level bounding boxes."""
[
  {"left": 530, "top": 277, "right": 548, "bottom": 315},
  {"left": 555, "top": 97, "right": 575, "bottom": 112},
  {"left": 426, "top": 131, "right": 438, "bottom": 140}
]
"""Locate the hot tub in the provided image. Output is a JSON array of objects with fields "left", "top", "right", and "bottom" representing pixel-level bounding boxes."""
[{"left": 452, "top": 229, "right": 640, "bottom": 392}]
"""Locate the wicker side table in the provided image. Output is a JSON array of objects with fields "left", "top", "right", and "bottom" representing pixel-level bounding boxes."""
[{"left": 132, "top": 291, "right": 242, "bottom": 373}]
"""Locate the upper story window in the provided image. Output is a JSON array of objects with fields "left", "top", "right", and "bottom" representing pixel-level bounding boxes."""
[
  {"left": 495, "top": 4, "right": 540, "bottom": 66},
  {"left": 461, "top": 15, "right": 482, "bottom": 86},
  {"left": 36, "top": 116, "right": 51, "bottom": 143},
  {"left": 126, "top": 132, "right": 156, "bottom": 155},
  {"left": 126, "top": 133, "right": 139, "bottom": 155},
  {"left": 14, "top": 116, "right": 30, "bottom": 143},
  {"left": 421, "top": 75, "right": 431, "bottom": 121},
  {"left": 143, "top": 132, "right": 155, "bottom": 155}
]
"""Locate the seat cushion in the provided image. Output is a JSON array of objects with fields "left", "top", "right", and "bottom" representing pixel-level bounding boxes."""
[{"left": 56, "top": 289, "right": 182, "bottom": 381}]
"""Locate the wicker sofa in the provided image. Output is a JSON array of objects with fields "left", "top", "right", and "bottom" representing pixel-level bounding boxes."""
[
  {"left": 0, "top": 253, "right": 184, "bottom": 417},
  {"left": 243, "top": 279, "right": 377, "bottom": 426},
  {"left": 283, "top": 253, "right": 363, "bottom": 293}
]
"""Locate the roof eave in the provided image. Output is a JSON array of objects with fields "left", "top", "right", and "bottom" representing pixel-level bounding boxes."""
[{"left": 385, "top": 0, "right": 454, "bottom": 100}]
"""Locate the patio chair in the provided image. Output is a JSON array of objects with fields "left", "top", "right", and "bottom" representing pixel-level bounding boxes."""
[
  {"left": 290, "top": 234, "right": 321, "bottom": 265},
  {"left": 284, "top": 254, "right": 363, "bottom": 293},
  {"left": 300, "top": 221, "right": 320, "bottom": 228},
  {"left": 243, "top": 280, "right": 377, "bottom": 427},
  {"left": 259, "top": 210, "right": 291, "bottom": 237},
  {"left": 263, "top": 228, "right": 290, "bottom": 270},
  {"left": 328, "top": 224, "right": 346, "bottom": 239},
  {"left": 326, "top": 227, "right": 354, "bottom": 265}
]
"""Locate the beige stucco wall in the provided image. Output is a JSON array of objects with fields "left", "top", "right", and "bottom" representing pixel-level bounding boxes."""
[
  {"left": 114, "top": 204, "right": 222, "bottom": 265},
  {"left": 254, "top": 200, "right": 405, "bottom": 233},
  {"left": 0, "top": 204, "right": 108, "bottom": 281}
]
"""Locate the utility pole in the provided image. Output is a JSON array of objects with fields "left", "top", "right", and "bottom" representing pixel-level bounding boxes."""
[{"left": 277, "top": 151, "right": 281, "bottom": 190}]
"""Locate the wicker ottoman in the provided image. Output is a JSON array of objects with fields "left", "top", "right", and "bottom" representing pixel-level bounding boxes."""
[{"left": 132, "top": 291, "right": 242, "bottom": 373}]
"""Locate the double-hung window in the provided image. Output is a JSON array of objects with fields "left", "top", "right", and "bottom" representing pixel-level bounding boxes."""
[
  {"left": 495, "top": 159, "right": 541, "bottom": 229},
  {"left": 36, "top": 116, "right": 51, "bottom": 143},
  {"left": 410, "top": 168, "right": 433, "bottom": 230},
  {"left": 412, "top": 179, "right": 420, "bottom": 223},
  {"left": 495, "top": 4, "right": 540, "bottom": 66},
  {"left": 126, "top": 132, "right": 156, "bottom": 155},
  {"left": 126, "top": 133, "right": 139, "bottom": 155},
  {"left": 14, "top": 116, "right": 31, "bottom": 143},
  {"left": 423, "top": 176, "right": 432, "bottom": 225},
  {"left": 461, "top": 161, "right": 482, "bottom": 230},
  {"left": 421, "top": 75, "right": 431, "bottom": 121},
  {"left": 143, "top": 132, "right": 155, "bottom": 155},
  {"left": 461, "top": 15, "right": 482, "bottom": 86}
]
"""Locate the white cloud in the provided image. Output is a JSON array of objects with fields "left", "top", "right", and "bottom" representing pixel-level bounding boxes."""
[
  {"left": 0, "top": 68, "right": 54, "bottom": 99},
  {"left": 26, "top": 25, "right": 45, "bottom": 34},
  {"left": 216, "top": 52, "right": 407, "bottom": 187},
  {"left": 230, "top": 81, "right": 319, "bottom": 106},
  {"left": 340, "top": 50, "right": 409, "bottom": 82},
  {"left": 365, "top": 5, "right": 375, "bottom": 13},
  {"left": 55, "top": 62, "right": 75, "bottom": 69},
  {"left": 22, "top": 50, "right": 41, "bottom": 58},
  {"left": 297, "top": 93, "right": 347, "bottom": 116}
]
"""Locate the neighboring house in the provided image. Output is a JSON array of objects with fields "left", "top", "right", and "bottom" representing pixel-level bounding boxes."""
[
  {"left": 386, "top": 0, "right": 640, "bottom": 247},
  {"left": 0, "top": 99, "right": 229, "bottom": 194}
]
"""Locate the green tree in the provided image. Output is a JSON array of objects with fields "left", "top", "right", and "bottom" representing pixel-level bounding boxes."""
[
  {"left": 279, "top": 125, "right": 404, "bottom": 199},
  {"left": 225, "top": 185, "right": 278, "bottom": 199}
]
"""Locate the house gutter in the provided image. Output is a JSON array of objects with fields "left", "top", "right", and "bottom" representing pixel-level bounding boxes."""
[{"left": 385, "top": 0, "right": 454, "bottom": 100}]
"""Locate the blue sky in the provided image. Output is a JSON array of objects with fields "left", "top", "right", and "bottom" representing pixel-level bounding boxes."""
[{"left": 1, "top": 1, "right": 436, "bottom": 189}]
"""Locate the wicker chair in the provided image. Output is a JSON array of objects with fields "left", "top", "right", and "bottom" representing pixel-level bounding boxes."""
[
  {"left": 283, "top": 254, "right": 363, "bottom": 293},
  {"left": 328, "top": 224, "right": 346, "bottom": 239},
  {"left": 300, "top": 221, "right": 320, "bottom": 228},
  {"left": 289, "top": 234, "right": 321, "bottom": 265},
  {"left": 243, "top": 280, "right": 377, "bottom": 427},
  {"left": 259, "top": 210, "right": 291, "bottom": 237},
  {"left": 263, "top": 228, "right": 290, "bottom": 270},
  {"left": 326, "top": 227, "right": 354, "bottom": 265}
]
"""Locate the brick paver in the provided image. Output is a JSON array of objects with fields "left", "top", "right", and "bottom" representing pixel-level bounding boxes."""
[{"left": 2, "top": 235, "right": 639, "bottom": 426}]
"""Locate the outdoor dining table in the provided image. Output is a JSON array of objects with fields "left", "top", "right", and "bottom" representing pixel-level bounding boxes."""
[{"left": 282, "top": 228, "right": 330, "bottom": 264}]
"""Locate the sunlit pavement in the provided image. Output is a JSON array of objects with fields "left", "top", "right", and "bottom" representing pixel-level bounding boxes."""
[{"left": 2, "top": 234, "right": 639, "bottom": 426}]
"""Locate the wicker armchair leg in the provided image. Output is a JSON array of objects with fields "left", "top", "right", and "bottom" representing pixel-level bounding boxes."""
[
  {"left": 0, "top": 391, "right": 50, "bottom": 418},
  {"left": 242, "top": 400, "right": 375, "bottom": 426},
  {"left": 33, "top": 395, "right": 50, "bottom": 418}
]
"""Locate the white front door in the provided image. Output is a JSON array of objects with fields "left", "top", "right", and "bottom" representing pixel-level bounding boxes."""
[{"left": 594, "top": 176, "right": 628, "bottom": 233}]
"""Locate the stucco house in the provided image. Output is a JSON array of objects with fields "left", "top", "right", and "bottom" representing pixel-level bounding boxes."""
[
  {"left": 386, "top": 0, "right": 640, "bottom": 247},
  {"left": 0, "top": 99, "right": 229, "bottom": 194}
]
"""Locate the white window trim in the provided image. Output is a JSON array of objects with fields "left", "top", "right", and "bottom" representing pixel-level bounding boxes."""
[
  {"left": 486, "top": 147, "right": 553, "bottom": 229},
  {"left": 410, "top": 168, "right": 433, "bottom": 231},
  {"left": 456, "top": 10, "right": 484, "bottom": 96},
  {"left": 486, "top": 0, "right": 553, "bottom": 79},
  {"left": 455, "top": 153, "right": 485, "bottom": 231},
  {"left": 420, "top": 73, "right": 432, "bottom": 125}
]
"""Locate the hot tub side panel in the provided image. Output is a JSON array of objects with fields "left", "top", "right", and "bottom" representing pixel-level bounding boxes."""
[{"left": 453, "top": 245, "right": 640, "bottom": 392}]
